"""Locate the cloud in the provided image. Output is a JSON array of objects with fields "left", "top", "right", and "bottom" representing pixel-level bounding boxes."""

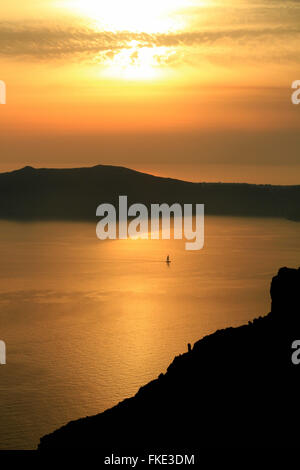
[{"left": 0, "top": 20, "right": 299, "bottom": 67}]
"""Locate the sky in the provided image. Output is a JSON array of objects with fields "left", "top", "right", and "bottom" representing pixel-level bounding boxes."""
[{"left": 0, "top": 0, "right": 299, "bottom": 183}]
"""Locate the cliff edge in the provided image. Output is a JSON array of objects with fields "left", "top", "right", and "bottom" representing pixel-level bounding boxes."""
[{"left": 39, "top": 267, "right": 300, "bottom": 449}]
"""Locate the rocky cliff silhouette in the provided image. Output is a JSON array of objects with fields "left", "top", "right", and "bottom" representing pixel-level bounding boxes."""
[
  {"left": 0, "top": 165, "right": 299, "bottom": 221},
  {"left": 39, "top": 267, "right": 300, "bottom": 450}
]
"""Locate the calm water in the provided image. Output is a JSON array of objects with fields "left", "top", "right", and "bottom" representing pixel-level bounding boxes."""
[{"left": 0, "top": 216, "right": 300, "bottom": 449}]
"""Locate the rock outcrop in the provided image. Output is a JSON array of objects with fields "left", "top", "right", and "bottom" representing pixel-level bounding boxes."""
[{"left": 39, "top": 267, "right": 300, "bottom": 449}]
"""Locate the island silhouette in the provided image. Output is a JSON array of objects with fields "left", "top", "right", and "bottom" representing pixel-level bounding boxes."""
[
  {"left": 0, "top": 165, "right": 299, "bottom": 221},
  {"left": 38, "top": 267, "right": 300, "bottom": 449}
]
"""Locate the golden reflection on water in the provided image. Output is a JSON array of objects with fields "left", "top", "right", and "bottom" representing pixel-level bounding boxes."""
[{"left": 0, "top": 216, "right": 300, "bottom": 449}]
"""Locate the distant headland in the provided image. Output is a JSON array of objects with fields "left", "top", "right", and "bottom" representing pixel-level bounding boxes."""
[
  {"left": 0, "top": 164, "right": 299, "bottom": 221},
  {"left": 39, "top": 267, "right": 300, "bottom": 449}
]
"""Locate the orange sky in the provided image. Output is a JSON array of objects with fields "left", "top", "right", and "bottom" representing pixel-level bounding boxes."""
[{"left": 0, "top": 0, "right": 300, "bottom": 183}]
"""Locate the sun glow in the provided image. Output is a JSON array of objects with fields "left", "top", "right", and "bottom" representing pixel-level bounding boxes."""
[
  {"left": 57, "top": 0, "right": 195, "bottom": 80},
  {"left": 101, "top": 41, "right": 174, "bottom": 80},
  {"left": 64, "top": 0, "right": 186, "bottom": 33}
]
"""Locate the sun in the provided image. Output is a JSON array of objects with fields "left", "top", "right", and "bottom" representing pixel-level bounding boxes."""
[
  {"left": 100, "top": 41, "right": 174, "bottom": 80},
  {"left": 63, "top": 0, "right": 185, "bottom": 33}
]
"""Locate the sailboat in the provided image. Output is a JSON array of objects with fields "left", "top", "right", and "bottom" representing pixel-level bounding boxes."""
[{"left": 166, "top": 255, "right": 171, "bottom": 264}]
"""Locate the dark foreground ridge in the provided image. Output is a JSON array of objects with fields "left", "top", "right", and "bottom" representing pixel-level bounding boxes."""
[
  {"left": 0, "top": 164, "right": 299, "bottom": 221},
  {"left": 39, "top": 267, "right": 300, "bottom": 449}
]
